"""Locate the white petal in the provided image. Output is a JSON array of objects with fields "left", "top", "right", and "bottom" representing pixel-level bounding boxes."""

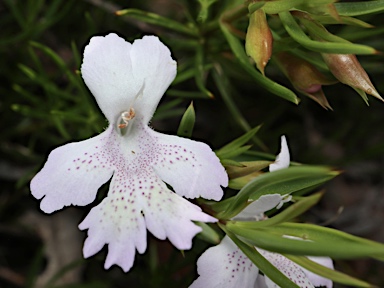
[
  {"left": 130, "top": 36, "right": 177, "bottom": 123},
  {"left": 81, "top": 33, "right": 176, "bottom": 124},
  {"left": 258, "top": 249, "right": 314, "bottom": 288},
  {"left": 269, "top": 135, "right": 290, "bottom": 172},
  {"left": 150, "top": 128, "right": 227, "bottom": 200},
  {"left": 190, "top": 236, "right": 259, "bottom": 288},
  {"left": 235, "top": 194, "right": 283, "bottom": 221},
  {"left": 30, "top": 127, "right": 114, "bottom": 213},
  {"left": 304, "top": 256, "right": 334, "bottom": 288},
  {"left": 254, "top": 275, "right": 268, "bottom": 288},
  {"left": 79, "top": 168, "right": 215, "bottom": 272}
]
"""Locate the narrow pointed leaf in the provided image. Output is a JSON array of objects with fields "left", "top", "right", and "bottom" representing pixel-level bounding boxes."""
[
  {"left": 177, "top": 102, "right": 196, "bottom": 138},
  {"left": 310, "top": 15, "right": 374, "bottom": 28},
  {"left": 219, "top": 21, "right": 299, "bottom": 103},
  {"left": 197, "top": 0, "right": 218, "bottom": 23},
  {"left": 285, "top": 255, "right": 375, "bottom": 287},
  {"left": 226, "top": 161, "right": 271, "bottom": 179},
  {"left": 230, "top": 222, "right": 384, "bottom": 260},
  {"left": 216, "top": 126, "right": 261, "bottom": 157},
  {"left": 116, "top": 9, "right": 198, "bottom": 36},
  {"left": 262, "top": 0, "right": 335, "bottom": 14},
  {"left": 195, "top": 222, "right": 221, "bottom": 244},
  {"left": 218, "top": 166, "right": 338, "bottom": 219},
  {"left": 247, "top": 2, "right": 265, "bottom": 14},
  {"left": 195, "top": 44, "right": 214, "bottom": 98},
  {"left": 334, "top": 0, "right": 384, "bottom": 16},
  {"left": 279, "top": 11, "right": 377, "bottom": 54}
]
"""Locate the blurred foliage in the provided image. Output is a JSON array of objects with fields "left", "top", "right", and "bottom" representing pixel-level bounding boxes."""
[{"left": 1, "top": 0, "right": 384, "bottom": 287}]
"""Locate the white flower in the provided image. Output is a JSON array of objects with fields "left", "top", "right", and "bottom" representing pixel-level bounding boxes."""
[
  {"left": 190, "top": 136, "right": 334, "bottom": 288},
  {"left": 30, "top": 33, "right": 228, "bottom": 272}
]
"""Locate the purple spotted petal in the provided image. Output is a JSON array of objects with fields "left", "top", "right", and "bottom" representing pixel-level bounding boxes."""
[
  {"left": 79, "top": 169, "right": 215, "bottom": 272},
  {"left": 190, "top": 236, "right": 259, "bottom": 288},
  {"left": 30, "top": 126, "right": 115, "bottom": 213},
  {"left": 152, "top": 130, "right": 227, "bottom": 200},
  {"left": 258, "top": 249, "right": 315, "bottom": 288},
  {"left": 304, "top": 256, "right": 333, "bottom": 288},
  {"left": 31, "top": 33, "right": 227, "bottom": 273}
]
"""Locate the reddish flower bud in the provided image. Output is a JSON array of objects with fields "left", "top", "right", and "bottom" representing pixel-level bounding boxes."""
[
  {"left": 322, "top": 53, "right": 382, "bottom": 101},
  {"left": 245, "top": 8, "right": 273, "bottom": 75},
  {"left": 275, "top": 52, "right": 336, "bottom": 109}
]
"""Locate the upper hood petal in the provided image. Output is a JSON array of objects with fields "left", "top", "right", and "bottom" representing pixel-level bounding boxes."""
[{"left": 81, "top": 33, "right": 176, "bottom": 124}]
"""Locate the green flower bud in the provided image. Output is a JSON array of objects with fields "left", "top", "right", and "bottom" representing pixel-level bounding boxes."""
[{"left": 245, "top": 8, "right": 273, "bottom": 75}]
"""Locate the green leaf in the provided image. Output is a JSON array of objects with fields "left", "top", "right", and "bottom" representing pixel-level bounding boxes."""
[
  {"left": 228, "top": 174, "right": 259, "bottom": 190},
  {"left": 217, "top": 166, "right": 338, "bottom": 219},
  {"left": 285, "top": 255, "right": 375, "bottom": 287},
  {"left": 195, "top": 222, "right": 221, "bottom": 244},
  {"left": 216, "top": 126, "right": 261, "bottom": 158},
  {"left": 220, "top": 159, "right": 245, "bottom": 167},
  {"left": 262, "top": 0, "right": 335, "bottom": 14},
  {"left": 195, "top": 44, "right": 214, "bottom": 98},
  {"left": 226, "top": 160, "right": 271, "bottom": 179},
  {"left": 227, "top": 222, "right": 384, "bottom": 260},
  {"left": 29, "top": 41, "right": 80, "bottom": 86},
  {"left": 222, "top": 225, "right": 300, "bottom": 288},
  {"left": 166, "top": 89, "right": 209, "bottom": 99},
  {"left": 334, "top": 0, "right": 384, "bottom": 16},
  {"left": 116, "top": 9, "right": 198, "bottom": 36},
  {"left": 310, "top": 14, "right": 374, "bottom": 28},
  {"left": 197, "top": 0, "right": 218, "bottom": 23},
  {"left": 177, "top": 102, "right": 195, "bottom": 138},
  {"left": 247, "top": 1, "right": 265, "bottom": 14},
  {"left": 211, "top": 64, "right": 266, "bottom": 150},
  {"left": 279, "top": 11, "right": 377, "bottom": 54},
  {"left": 219, "top": 21, "right": 300, "bottom": 103}
]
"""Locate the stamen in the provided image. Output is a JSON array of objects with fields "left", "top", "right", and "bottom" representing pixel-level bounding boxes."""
[{"left": 118, "top": 108, "right": 135, "bottom": 130}]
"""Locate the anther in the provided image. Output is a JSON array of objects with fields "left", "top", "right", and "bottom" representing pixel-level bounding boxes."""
[{"left": 118, "top": 108, "right": 135, "bottom": 129}]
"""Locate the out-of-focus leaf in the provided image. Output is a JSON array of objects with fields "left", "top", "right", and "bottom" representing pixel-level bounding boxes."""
[
  {"left": 261, "top": 0, "right": 335, "bottom": 14},
  {"left": 195, "top": 44, "right": 214, "bottom": 98},
  {"left": 216, "top": 126, "right": 261, "bottom": 158},
  {"left": 334, "top": 0, "right": 384, "bottom": 16},
  {"left": 29, "top": 41, "right": 80, "bottom": 86},
  {"left": 285, "top": 255, "right": 375, "bottom": 287},
  {"left": 116, "top": 9, "right": 198, "bottom": 36},
  {"left": 166, "top": 89, "right": 208, "bottom": 99},
  {"left": 177, "top": 102, "right": 195, "bottom": 138},
  {"left": 222, "top": 225, "right": 300, "bottom": 288},
  {"left": 197, "top": 0, "right": 218, "bottom": 23},
  {"left": 279, "top": 11, "right": 377, "bottom": 54},
  {"left": 228, "top": 172, "right": 262, "bottom": 190},
  {"left": 195, "top": 222, "right": 221, "bottom": 244},
  {"left": 212, "top": 64, "right": 265, "bottom": 150},
  {"left": 44, "top": 259, "right": 85, "bottom": 288},
  {"left": 310, "top": 14, "right": 374, "bottom": 28},
  {"left": 247, "top": 1, "right": 265, "bottom": 14},
  {"left": 220, "top": 159, "right": 245, "bottom": 167}
]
